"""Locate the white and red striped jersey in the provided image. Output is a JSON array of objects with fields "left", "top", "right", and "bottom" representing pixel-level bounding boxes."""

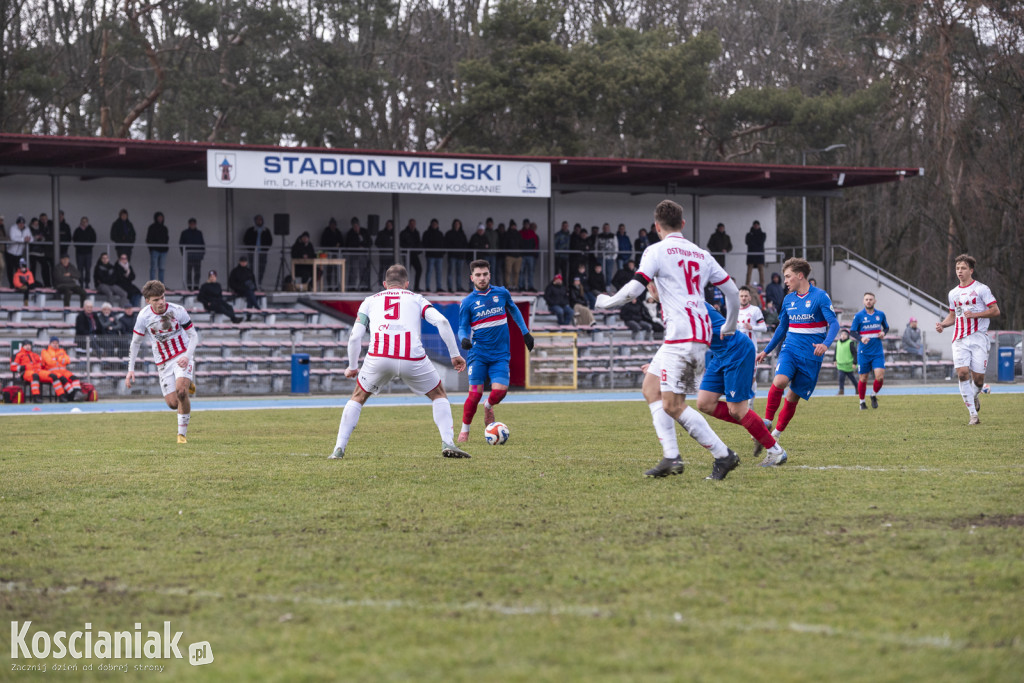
[
  {"left": 948, "top": 280, "right": 997, "bottom": 341},
  {"left": 737, "top": 304, "right": 767, "bottom": 342},
  {"left": 359, "top": 288, "right": 434, "bottom": 360},
  {"left": 635, "top": 233, "right": 731, "bottom": 346},
  {"left": 133, "top": 302, "right": 194, "bottom": 366}
]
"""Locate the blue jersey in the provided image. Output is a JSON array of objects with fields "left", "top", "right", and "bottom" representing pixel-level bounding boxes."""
[
  {"left": 764, "top": 286, "right": 839, "bottom": 357},
  {"left": 706, "top": 303, "right": 753, "bottom": 359},
  {"left": 850, "top": 308, "right": 889, "bottom": 356},
  {"left": 458, "top": 286, "right": 530, "bottom": 361}
]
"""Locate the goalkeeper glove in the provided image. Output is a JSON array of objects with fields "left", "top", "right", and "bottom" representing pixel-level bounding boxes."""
[
  {"left": 523, "top": 333, "right": 535, "bottom": 352},
  {"left": 461, "top": 338, "right": 473, "bottom": 350}
]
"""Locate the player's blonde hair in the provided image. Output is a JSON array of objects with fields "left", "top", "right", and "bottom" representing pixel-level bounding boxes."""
[
  {"left": 384, "top": 264, "right": 409, "bottom": 288},
  {"left": 141, "top": 280, "right": 166, "bottom": 300}
]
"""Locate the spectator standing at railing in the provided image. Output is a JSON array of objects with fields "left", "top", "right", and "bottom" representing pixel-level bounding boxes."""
[
  {"left": 73, "top": 216, "right": 96, "bottom": 288},
  {"left": 345, "top": 217, "right": 372, "bottom": 291},
  {"left": 543, "top": 273, "right": 573, "bottom": 326},
  {"left": 318, "top": 217, "right": 344, "bottom": 291},
  {"left": 146, "top": 211, "right": 169, "bottom": 283},
  {"left": 57, "top": 211, "right": 72, "bottom": 257},
  {"left": 179, "top": 218, "right": 205, "bottom": 290},
  {"left": 569, "top": 223, "right": 587, "bottom": 276},
  {"left": 615, "top": 224, "right": 631, "bottom": 272},
  {"left": 585, "top": 225, "right": 599, "bottom": 269},
  {"left": 745, "top": 220, "right": 767, "bottom": 286},
  {"left": 110, "top": 208, "right": 135, "bottom": 260},
  {"left": 374, "top": 219, "right": 395, "bottom": 288},
  {"left": 501, "top": 220, "right": 523, "bottom": 292},
  {"left": 399, "top": 218, "right": 422, "bottom": 291},
  {"left": 633, "top": 227, "right": 650, "bottom": 262},
  {"left": 422, "top": 218, "right": 445, "bottom": 292},
  {"left": 553, "top": 221, "right": 571, "bottom": 278},
  {"left": 28, "top": 216, "right": 52, "bottom": 287},
  {"left": 483, "top": 217, "right": 498, "bottom": 279},
  {"left": 519, "top": 220, "right": 539, "bottom": 292},
  {"left": 6, "top": 215, "right": 31, "bottom": 287},
  {"left": 596, "top": 224, "right": 617, "bottom": 288},
  {"left": 706, "top": 222, "right": 732, "bottom": 269},
  {"left": 468, "top": 224, "right": 490, "bottom": 281},
  {"left": 444, "top": 218, "right": 469, "bottom": 293},
  {"left": 243, "top": 214, "right": 272, "bottom": 287}
]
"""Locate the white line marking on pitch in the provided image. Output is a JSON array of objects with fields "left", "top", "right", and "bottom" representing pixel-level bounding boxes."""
[{"left": 0, "top": 581, "right": 974, "bottom": 651}]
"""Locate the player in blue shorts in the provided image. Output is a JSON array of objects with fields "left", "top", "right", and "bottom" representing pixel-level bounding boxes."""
[
  {"left": 456, "top": 259, "right": 534, "bottom": 442},
  {"left": 753, "top": 257, "right": 839, "bottom": 466},
  {"left": 695, "top": 303, "right": 788, "bottom": 471},
  {"left": 849, "top": 292, "right": 888, "bottom": 410}
]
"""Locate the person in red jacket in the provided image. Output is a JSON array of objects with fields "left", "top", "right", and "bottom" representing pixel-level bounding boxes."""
[
  {"left": 9, "top": 340, "right": 57, "bottom": 403},
  {"left": 40, "top": 336, "right": 85, "bottom": 402}
]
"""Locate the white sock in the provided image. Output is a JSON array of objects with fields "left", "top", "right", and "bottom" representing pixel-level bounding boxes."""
[
  {"left": 768, "top": 443, "right": 783, "bottom": 455},
  {"left": 432, "top": 398, "right": 454, "bottom": 444},
  {"left": 177, "top": 413, "right": 190, "bottom": 437},
  {"left": 460, "top": 423, "right": 471, "bottom": 434},
  {"left": 676, "top": 406, "right": 729, "bottom": 459},
  {"left": 959, "top": 380, "right": 978, "bottom": 416},
  {"left": 649, "top": 401, "right": 680, "bottom": 459},
  {"left": 771, "top": 428, "right": 781, "bottom": 439},
  {"left": 335, "top": 400, "right": 363, "bottom": 451},
  {"left": 483, "top": 400, "right": 492, "bottom": 409}
]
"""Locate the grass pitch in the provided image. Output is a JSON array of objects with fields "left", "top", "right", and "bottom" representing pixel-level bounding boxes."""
[{"left": 2, "top": 394, "right": 1023, "bottom": 681}]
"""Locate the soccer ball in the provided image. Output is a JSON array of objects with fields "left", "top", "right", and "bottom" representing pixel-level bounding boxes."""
[
  {"left": 981, "top": 383, "right": 991, "bottom": 394},
  {"left": 484, "top": 422, "right": 510, "bottom": 446}
]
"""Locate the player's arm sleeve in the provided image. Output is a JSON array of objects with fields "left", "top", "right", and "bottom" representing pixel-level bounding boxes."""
[
  {"left": 425, "top": 306, "right": 461, "bottom": 357},
  {"left": 595, "top": 278, "right": 645, "bottom": 309},
  {"left": 848, "top": 315, "right": 863, "bottom": 341},
  {"left": 127, "top": 333, "right": 143, "bottom": 373},
  {"left": 347, "top": 316, "right": 368, "bottom": 368},
  {"left": 185, "top": 325, "right": 199, "bottom": 360},
  {"left": 505, "top": 292, "right": 530, "bottom": 335},
  {"left": 882, "top": 313, "right": 890, "bottom": 335},
  {"left": 717, "top": 277, "right": 740, "bottom": 334},
  {"left": 822, "top": 300, "right": 840, "bottom": 347},
  {"left": 457, "top": 299, "right": 471, "bottom": 343},
  {"left": 752, "top": 309, "right": 768, "bottom": 332},
  {"left": 763, "top": 306, "right": 789, "bottom": 354}
]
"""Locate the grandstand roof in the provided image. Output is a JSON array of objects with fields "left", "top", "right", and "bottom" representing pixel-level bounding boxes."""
[{"left": 0, "top": 133, "right": 923, "bottom": 198}]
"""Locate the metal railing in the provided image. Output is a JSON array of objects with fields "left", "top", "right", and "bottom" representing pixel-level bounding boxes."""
[{"left": 831, "top": 245, "right": 946, "bottom": 313}]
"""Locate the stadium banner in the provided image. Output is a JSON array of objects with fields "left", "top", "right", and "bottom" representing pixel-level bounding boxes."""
[{"left": 207, "top": 149, "right": 550, "bottom": 198}]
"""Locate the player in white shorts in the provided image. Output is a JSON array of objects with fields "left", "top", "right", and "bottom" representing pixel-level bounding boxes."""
[
  {"left": 329, "top": 264, "right": 470, "bottom": 460},
  {"left": 737, "top": 285, "right": 767, "bottom": 408},
  {"left": 935, "top": 253, "right": 999, "bottom": 425},
  {"left": 597, "top": 199, "right": 742, "bottom": 481},
  {"left": 126, "top": 280, "right": 198, "bottom": 443}
]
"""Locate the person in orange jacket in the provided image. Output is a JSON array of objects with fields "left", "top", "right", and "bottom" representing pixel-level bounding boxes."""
[
  {"left": 10, "top": 340, "right": 57, "bottom": 403},
  {"left": 12, "top": 258, "right": 41, "bottom": 305},
  {"left": 41, "top": 336, "right": 85, "bottom": 402}
]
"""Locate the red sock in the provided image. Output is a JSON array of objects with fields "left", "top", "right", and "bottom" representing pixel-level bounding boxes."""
[
  {"left": 765, "top": 384, "right": 784, "bottom": 421},
  {"left": 712, "top": 402, "right": 741, "bottom": 424},
  {"left": 857, "top": 380, "right": 867, "bottom": 400},
  {"left": 776, "top": 399, "right": 798, "bottom": 433},
  {"left": 462, "top": 390, "right": 483, "bottom": 424},
  {"left": 487, "top": 389, "right": 507, "bottom": 406},
  {"left": 873, "top": 378, "right": 883, "bottom": 394},
  {"left": 741, "top": 410, "right": 777, "bottom": 449}
]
